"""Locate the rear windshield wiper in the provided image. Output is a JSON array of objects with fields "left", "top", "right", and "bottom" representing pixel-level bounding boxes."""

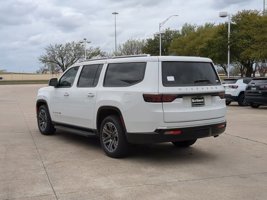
[{"left": 194, "top": 79, "right": 211, "bottom": 84}]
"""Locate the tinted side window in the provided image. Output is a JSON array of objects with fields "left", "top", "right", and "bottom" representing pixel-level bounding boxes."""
[
  {"left": 162, "top": 62, "right": 220, "bottom": 87},
  {"left": 77, "top": 64, "right": 103, "bottom": 87},
  {"left": 58, "top": 66, "right": 79, "bottom": 87},
  {"left": 222, "top": 79, "right": 237, "bottom": 84},
  {"left": 250, "top": 79, "right": 267, "bottom": 84},
  {"left": 243, "top": 78, "right": 252, "bottom": 84},
  {"left": 104, "top": 62, "right": 146, "bottom": 87}
]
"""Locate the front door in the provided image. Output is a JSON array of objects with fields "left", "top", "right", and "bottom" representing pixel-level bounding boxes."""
[{"left": 50, "top": 66, "right": 80, "bottom": 124}]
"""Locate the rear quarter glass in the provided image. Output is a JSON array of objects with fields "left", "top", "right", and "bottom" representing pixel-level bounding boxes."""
[
  {"left": 251, "top": 79, "right": 267, "bottom": 84},
  {"left": 103, "top": 62, "right": 146, "bottom": 87}
]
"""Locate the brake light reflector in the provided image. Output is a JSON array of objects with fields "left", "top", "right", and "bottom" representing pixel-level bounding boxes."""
[
  {"left": 217, "top": 124, "right": 226, "bottom": 129},
  {"left": 143, "top": 94, "right": 177, "bottom": 102},
  {"left": 164, "top": 130, "right": 182, "bottom": 135}
]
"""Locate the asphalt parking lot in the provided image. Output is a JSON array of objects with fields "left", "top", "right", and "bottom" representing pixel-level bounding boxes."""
[{"left": 0, "top": 84, "right": 267, "bottom": 200}]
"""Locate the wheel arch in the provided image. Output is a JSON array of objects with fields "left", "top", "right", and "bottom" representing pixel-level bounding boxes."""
[
  {"left": 36, "top": 99, "right": 52, "bottom": 117},
  {"left": 96, "top": 106, "right": 126, "bottom": 132},
  {"left": 36, "top": 99, "right": 48, "bottom": 111},
  {"left": 238, "top": 91, "right": 245, "bottom": 97}
]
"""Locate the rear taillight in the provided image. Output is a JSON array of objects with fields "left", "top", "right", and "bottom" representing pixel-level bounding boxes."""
[
  {"left": 218, "top": 91, "right": 225, "bottom": 99},
  {"left": 217, "top": 124, "right": 226, "bottom": 129},
  {"left": 143, "top": 94, "right": 177, "bottom": 103},
  {"left": 229, "top": 85, "right": 238, "bottom": 89},
  {"left": 259, "top": 85, "right": 267, "bottom": 90},
  {"left": 164, "top": 129, "right": 182, "bottom": 135}
]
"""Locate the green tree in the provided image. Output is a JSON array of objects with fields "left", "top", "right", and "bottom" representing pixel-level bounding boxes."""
[
  {"left": 201, "top": 24, "right": 229, "bottom": 75},
  {"left": 180, "top": 23, "right": 196, "bottom": 36},
  {"left": 250, "top": 15, "right": 267, "bottom": 60},
  {"left": 142, "top": 29, "right": 180, "bottom": 55},
  {"left": 169, "top": 23, "right": 216, "bottom": 56},
  {"left": 169, "top": 11, "right": 267, "bottom": 77},
  {"left": 231, "top": 10, "right": 267, "bottom": 77}
]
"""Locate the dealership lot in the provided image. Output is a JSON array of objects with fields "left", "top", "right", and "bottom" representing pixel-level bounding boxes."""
[{"left": 0, "top": 85, "right": 267, "bottom": 200}]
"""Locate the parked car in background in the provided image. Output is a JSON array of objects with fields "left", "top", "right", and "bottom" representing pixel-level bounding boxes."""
[
  {"left": 222, "top": 78, "right": 252, "bottom": 106},
  {"left": 245, "top": 78, "right": 267, "bottom": 108}
]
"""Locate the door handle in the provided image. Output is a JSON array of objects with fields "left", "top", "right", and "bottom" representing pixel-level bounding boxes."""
[
  {"left": 87, "top": 93, "right": 95, "bottom": 97},
  {"left": 64, "top": 92, "right": 69, "bottom": 97}
]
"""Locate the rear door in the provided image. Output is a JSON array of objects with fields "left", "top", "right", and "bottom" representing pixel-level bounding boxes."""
[
  {"left": 66, "top": 64, "right": 103, "bottom": 128},
  {"left": 159, "top": 61, "right": 225, "bottom": 123}
]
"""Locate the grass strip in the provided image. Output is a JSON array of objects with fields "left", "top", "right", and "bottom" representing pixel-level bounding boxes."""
[{"left": 0, "top": 80, "right": 48, "bottom": 85}]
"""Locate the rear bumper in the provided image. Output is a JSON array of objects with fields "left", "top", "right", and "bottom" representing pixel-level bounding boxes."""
[
  {"left": 126, "top": 122, "right": 226, "bottom": 144},
  {"left": 225, "top": 94, "right": 238, "bottom": 101},
  {"left": 245, "top": 95, "right": 267, "bottom": 105}
]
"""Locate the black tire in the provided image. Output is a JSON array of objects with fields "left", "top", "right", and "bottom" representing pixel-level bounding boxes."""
[
  {"left": 37, "top": 105, "right": 55, "bottom": 135},
  {"left": 226, "top": 100, "right": 231, "bottom": 105},
  {"left": 237, "top": 93, "right": 247, "bottom": 106},
  {"left": 250, "top": 103, "right": 260, "bottom": 108},
  {"left": 100, "top": 115, "right": 129, "bottom": 158},
  {"left": 172, "top": 139, "right": 197, "bottom": 148}
]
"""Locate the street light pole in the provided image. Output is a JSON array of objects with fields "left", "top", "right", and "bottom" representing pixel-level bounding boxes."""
[
  {"left": 219, "top": 12, "right": 231, "bottom": 78},
  {"left": 112, "top": 12, "right": 119, "bottom": 53},
  {"left": 159, "top": 23, "right": 162, "bottom": 56},
  {"left": 264, "top": 0, "right": 266, "bottom": 15},
  {"left": 159, "top": 15, "right": 178, "bottom": 56},
  {"left": 227, "top": 14, "right": 231, "bottom": 78},
  {"left": 80, "top": 38, "right": 91, "bottom": 60}
]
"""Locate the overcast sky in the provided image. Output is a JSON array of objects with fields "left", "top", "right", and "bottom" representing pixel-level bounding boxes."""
[{"left": 0, "top": 0, "right": 263, "bottom": 72}]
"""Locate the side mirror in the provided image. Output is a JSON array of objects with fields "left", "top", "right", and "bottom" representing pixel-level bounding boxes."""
[{"left": 48, "top": 78, "right": 58, "bottom": 87}]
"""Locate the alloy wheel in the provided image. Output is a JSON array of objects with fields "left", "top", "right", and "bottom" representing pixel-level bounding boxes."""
[
  {"left": 38, "top": 109, "right": 48, "bottom": 132},
  {"left": 102, "top": 122, "right": 119, "bottom": 152}
]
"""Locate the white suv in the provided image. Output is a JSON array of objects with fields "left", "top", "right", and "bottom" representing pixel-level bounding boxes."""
[
  {"left": 222, "top": 78, "right": 252, "bottom": 106},
  {"left": 36, "top": 56, "right": 226, "bottom": 158}
]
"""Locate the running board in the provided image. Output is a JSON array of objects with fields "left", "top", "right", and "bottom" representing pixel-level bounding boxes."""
[{"left": 53, "top": 122, "right": 97, "bottom": 137}]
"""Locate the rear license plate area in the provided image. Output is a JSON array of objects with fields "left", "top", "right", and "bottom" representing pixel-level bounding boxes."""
[{"left": 191, "top": 96, "right": 205, "bottom": 107}]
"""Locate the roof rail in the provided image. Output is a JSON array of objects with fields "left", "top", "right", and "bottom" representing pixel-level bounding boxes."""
[
  {"left": 83, "top": 57, "right": 109, "bottom": 62},
  {"left": 79, "top": 54, "right": 151, "bottom": 63},
  {"left": 111, "top": 54, "right": 150, "bottom": 59}
]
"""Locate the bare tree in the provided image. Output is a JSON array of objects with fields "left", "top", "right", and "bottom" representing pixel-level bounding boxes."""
[
  {"left": 39, "top": 42, "right": 84, "bottom": 72},
  {"left": 39, "top": 42, "right": 107, "bottom": 72},
  {"left": 256, "top": 61, "right": 267, "bottom": 77},
  {"left": 117, "top": 39, "right": 145, "bottom": 55},
  {"left": 86, "top": 47, "right": 107, "bottom": 59}
]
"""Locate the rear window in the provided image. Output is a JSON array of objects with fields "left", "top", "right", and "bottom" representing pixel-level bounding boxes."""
[
  {"left": 222, "top": 79, "right": 238, "bottom": 84},
  {"left": 250, "top": 79, "right": 267, "bottom": 84},
  {"left": 104, "top": 62, "right": 146, "bottom": 87},
  {"left": 242, "top": 78, "right": 252, "bottom": 84},
  {"left": 162, "top": 62, "right": 220, "bottom": 87}
]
